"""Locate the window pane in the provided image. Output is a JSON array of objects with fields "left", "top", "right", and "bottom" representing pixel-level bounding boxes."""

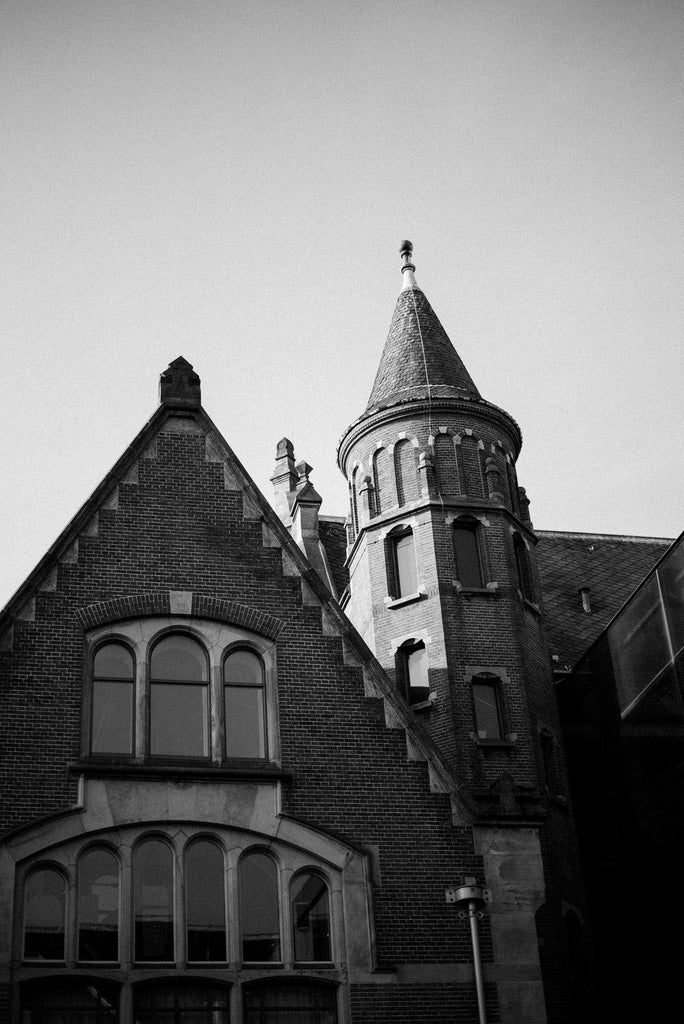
[
  {"left": 92, "top": 680, "right": 133, "bottom": 754},
  {"left": 225, "top": 687, "right": 266, "bottom": 758},
  {"left": 135, "top": 840, "right": 174, "bottom": 962},
  {"left": 150, "top": 682, "right": 209, "bottom": 757},
  {"left": 473, "top": 680, "right": 502, "bottom": 738},
  {"left": 406, "top": 645, "right": 429, "bottom": 704},
  {"left": 21, "top": 980, "right": 120, "bottom": 1021},
  {"left": 244, "top": 982, "right": 337, "bottom": 1024},
  {"left": 291, "top": 874, "right": 331, "bottom": 962},
  {"left": 151, "top": 636, "right": 206, "bottom": 681},
  {"left": 78, "top": 849, "right": 119, "bottom": 961},
  {"left": 224, "top": 650, "right": 262, "bottom": 686},
  {"left": 186, "top": 842, "right": 227, "bottom": 962},
  {"left": 454, "top": 523, "right": 483, "bottom": 588},
  {"left": 134, "top": 983, "right": 230, "bottom": 1024},
  {"left": 24, "top": 869, "right": 66, "bottom": 960},
  {"left": 94, "top": 643, "right": 133, "bottom": 678},
  {"left": 240, "top": 853, "right": 281, "bottom": 962},
  {"left": 394, "top": 533, "right": 417, "bottom": 596}
]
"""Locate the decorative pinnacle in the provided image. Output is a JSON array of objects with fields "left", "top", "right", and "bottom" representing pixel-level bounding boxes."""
[{"left": 399, "top": 240, "right": 418, "bottom": 289}]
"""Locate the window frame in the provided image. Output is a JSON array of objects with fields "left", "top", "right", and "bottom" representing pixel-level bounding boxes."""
[
  {"left": 386, "top": 525, "right": 419, "bottom": 601},
  {"left": 83, "top": 618, "right": 278, "bottom": 767},
  {"left": 453, "top": 516, "right": 486, "bottom": 590},
  {"left": 395, "top": 638, "right": 431, "bottom": 708},
  {"left": 90, "top": 639, "right": 136, "bottom": 759},
  {"left": 76, "top": 843, "right": 121, "bottom": 964},
  {"left": 471, "top": 672, "right": 505, "bottom": 741}
]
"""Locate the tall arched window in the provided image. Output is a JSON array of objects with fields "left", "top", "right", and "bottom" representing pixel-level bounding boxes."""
[
  {"left": 434, "top": 434, "right": 460, "bottom": 495},
  {"left": 514, "top": 534, "right": 535, "bottom": 602},
  {"left": 459, "top": 436, "right": 484, "bottom": 497},
  {"left": 291, "top": 872, "right": 332, "bottom": 963},
  {"left": 224, "top": 649, "right": 267, "bottom": 758},
  {"left": 372, "top": 447, "right": 393, "bottom": 515},
  {"left": 91, "top": 642, "right": 134, "bottom": 755},
  {"left": 350, "top": 469, "right": 360, "bottom": 536},
  {"left": 394, "top": 440, "right": 419, "bottom": 506},
  {"left": 150, "top": 635, "right": 209, "bottom": 757},
  {"left": 240, "top": 851, "right": 281, "bottom": 963},
  {"left": 453, "top": 517, "right": 484, "bottom": 589},
  {"left": 186, "top": 840, "right": 227, "bottom": 962},
  {"left": 23, "top": 867, "right": 67, "bottom": 961},
  {"left": 77, "top": 847, "right": 119, "bottom": 961},
  {"left": 134, "top": 839, "right": 174, "bottom": 962}
]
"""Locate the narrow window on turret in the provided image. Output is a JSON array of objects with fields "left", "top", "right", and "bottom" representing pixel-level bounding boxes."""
[
  {"left": 513, "top": 534, "right": 535, "bottom": 603},
  {"left": 396, "top": 639, "right": 430, "bottom": 706},
  {"left": 387, "top": 527, "right": 418, "bottom": 598},
  {"left": 453, "top": 517, "right": 484, "bottom": 589},
  {"left": 472, "top": 672, "right": 504, "bottom": 739}
]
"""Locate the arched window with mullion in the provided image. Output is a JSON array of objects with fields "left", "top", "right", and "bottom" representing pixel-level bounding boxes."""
[
  {"left": 150, "top": 634, "right": 209, "bottom": 758},
  {"left": 134, "top": 838, "right": 174, "bottom": 963},
  {"left": 91, "top": 642, "right": 134, "bottom": 755},
  {"left": 240, "top": 851, "right": 281, "bottom": 963},
  {"left": 291, "top": 872, "right": 332, "bottom": 963},
  {"left": 224, "top": 649, "right": 267, "bottom": 759},
  {"left": 186, "top": 839, "right": 227, "bottom": 963},
  {"left": 23, "top": 867, "right": 67, "bottom": 961},
  {"left": 77, "top": 847, "right": 120, "bottom": 962}
]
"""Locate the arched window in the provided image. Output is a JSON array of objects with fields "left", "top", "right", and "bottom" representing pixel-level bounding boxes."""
[
  {"left": 23, "top": 867, "right": 67, "bottom": 960},
  {"left": 77, "top": 847, "right": 119, "bottom": 961},
  {"left": 472, "top": 672, "right": 504, "bottom": 740},
  {"left": 453, "top": 517, "right": 484, "bottom": 589},
  {"left": 224, "top": 649, "right": 267, "bottom": 758},
  {"left": 134, "top": 839, "right": 174, "bottom": 962},
  {"left": 240, "top": 851, "right": 281, "bottom": 963},
  {"left": 396, "top": 639, "right": 429, "bottom": 706},
  {"left": 387, "top": 527, "right": 418, "bottom": 599},
  {"left": 150, "top": 634, "right": 209, "bottom": 757},
  {"left": 244, "top": 980, "right": 338, "bottom": 1024},
  {"left": 514, "top": 534, "right": 535, "bottom": 602},
  {"left": 291, "top": 872, "right": 332, "bottom": 963},
  {"left": 134, "top": 982, "right": 230, "bottom": 1024},
  {"left": 349, "top": 469, "right": 360, "bottom": 536},
  {"left": 434, "top": 434, "right": 460, "bottom": 495},
  {"left": 394, "top": 439, "right": 419, "bottom": 506},
  {"left": 91, "top": 642, "right": 134, "bottom": 755},
  {"left": 372, "top": 447, "right": 393, "bottom": 515},
  {"left": 186, "top": 840, "right": 227, "bottom": 962},
  {"left": 459, "top": 436, "right": 484, "bottom": 497}
]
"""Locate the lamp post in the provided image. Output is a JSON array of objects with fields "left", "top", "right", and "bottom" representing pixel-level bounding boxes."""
[{"left": 446, "top": 878, "right": 492, "bottom": 1024}]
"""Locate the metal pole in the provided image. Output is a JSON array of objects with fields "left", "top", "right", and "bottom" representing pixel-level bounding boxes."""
[{"left": 468, "top": 900, "right": 487, "bottom": 1024}]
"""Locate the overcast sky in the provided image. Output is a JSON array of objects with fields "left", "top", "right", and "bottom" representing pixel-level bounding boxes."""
[{"left": 2, "top": 0, "right": 682, "bottom": 608}]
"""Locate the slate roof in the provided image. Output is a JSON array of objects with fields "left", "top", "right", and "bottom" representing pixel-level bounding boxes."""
[
  {"left": 535, "top": 530, "right": 674, "bottom": 668},
  {"left": 366, "top": 287, "right": 481, "bottom": 412},
  {"left": 319, "top": 517, "right": 349, "bottom": 598}
]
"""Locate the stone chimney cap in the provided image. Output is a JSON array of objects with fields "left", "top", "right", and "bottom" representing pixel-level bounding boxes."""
[{"left": 159, "top": 356, "right": 201, "bottom": 407}]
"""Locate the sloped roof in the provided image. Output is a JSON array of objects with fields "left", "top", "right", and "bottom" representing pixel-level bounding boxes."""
[
  {"left": 365, "top": 287, "right": 481, "bottom": 412},
  {"left": 536, "top": 530, "right": 674, "bottom": 668}
]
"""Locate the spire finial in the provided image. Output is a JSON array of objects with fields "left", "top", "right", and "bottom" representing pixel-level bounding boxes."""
[{"left": 399, "top": 240, "right": 418, "bottom": 290}]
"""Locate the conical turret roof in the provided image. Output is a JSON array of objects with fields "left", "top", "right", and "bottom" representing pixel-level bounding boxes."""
[{"left": 366, "top": 283, "right": 481, "bottom": 412}]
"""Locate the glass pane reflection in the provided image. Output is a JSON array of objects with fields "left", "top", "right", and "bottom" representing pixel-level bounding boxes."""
[
  {"left": 186, "top": 841, "right": 227, "bottom": 962},
  {"left": 78, "top": 848, "right": 119, "bottom": 961},
  {"left": 240, "top": 853, "right": 280, "bottom": 962},
  {"left": 134, "top": 840, "right": 174, "bottom": 962}
]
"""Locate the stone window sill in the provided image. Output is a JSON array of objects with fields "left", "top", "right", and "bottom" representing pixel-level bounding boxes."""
[
  {"left": 70, "top": 760, "right": 292, "bottom": 783},
  {"left": 385, "top": 589, "right": 425, "bottom": 609}
]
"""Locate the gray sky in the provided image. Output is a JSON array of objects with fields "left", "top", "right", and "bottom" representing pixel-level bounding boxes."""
[{"left": 2, "top": 0, "right": 682, "bottom": 608}]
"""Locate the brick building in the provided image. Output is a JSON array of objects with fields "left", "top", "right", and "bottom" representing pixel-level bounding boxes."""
[{"left": 0, "top": 243, "right": 673, "bottom": 1023}]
